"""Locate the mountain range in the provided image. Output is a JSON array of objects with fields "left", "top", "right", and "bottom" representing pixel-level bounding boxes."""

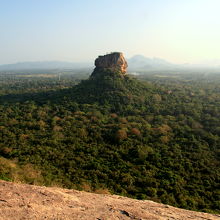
[
  {"left": 127, "top": 55, "right": 175, "bottom": 71},
  {"left": 0, "top": 55, "right": 220, "bottom": 72},
  {"left": 0, "top": 61, "right": 92, "bottom": 71}
]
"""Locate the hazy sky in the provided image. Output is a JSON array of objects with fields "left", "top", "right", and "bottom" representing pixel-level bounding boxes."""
[{"left": 0, "top": 0, "right": 220, "bottom": 64}]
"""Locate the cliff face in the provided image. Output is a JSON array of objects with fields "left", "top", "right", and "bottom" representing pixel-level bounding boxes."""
[{"left": 91, "top": 52, "right": 128, "bottom": 77}]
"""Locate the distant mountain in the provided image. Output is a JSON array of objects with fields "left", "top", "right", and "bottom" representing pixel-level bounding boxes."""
[
  {"left": 196, "top": 59, "right": 220, "bottom": 68},
  {"left": 127, "top": 55, "right": 175, "bottom": 71},
  {"left": 0, "top": 61, "right": 92, "bottom": 71},
  {"left": 2, "top": 56, "right": 220, "bottom": 72},
  {"left": 127, "top": 55, "right": 220, "bottom": 72}
]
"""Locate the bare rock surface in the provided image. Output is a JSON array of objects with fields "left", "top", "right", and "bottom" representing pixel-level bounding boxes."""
[
  {"left": 92, "top": 52, "right": 128, "bottom": 76},
  {"left": 0, "top": 180, "right": 219, "bottom": 220}
]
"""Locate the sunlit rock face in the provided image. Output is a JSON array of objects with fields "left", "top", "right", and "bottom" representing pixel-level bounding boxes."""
[{"left": 91, "top": 52, "right": 128, "bottom": 77}]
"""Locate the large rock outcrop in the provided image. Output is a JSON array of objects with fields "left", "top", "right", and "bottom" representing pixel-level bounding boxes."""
[
  {"left": 0, "top": 180, "right": 219, "bottom": 220},
  {"left": 91, "top": 52, "right": 128, "bottom": 77}
]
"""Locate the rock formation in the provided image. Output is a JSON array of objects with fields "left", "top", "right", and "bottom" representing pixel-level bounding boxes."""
[
  {"left": 0, "top": 180, "right": 219, "bottom": 220},
  {"left": 91, "top": 52, "right": 128, "bottom": 77}
]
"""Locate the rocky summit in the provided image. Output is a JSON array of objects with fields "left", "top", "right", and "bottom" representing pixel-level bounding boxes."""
[
  {"left": 91, "top": 52, "right": 128, "bottom": 77},
  {"left": 69, "top": 52, "right": 149, "bottom": 105}
]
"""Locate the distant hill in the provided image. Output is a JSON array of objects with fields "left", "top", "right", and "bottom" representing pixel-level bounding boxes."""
[
  {"left": 0, "top": 56, "right": 175, "bottom": 72},
  {"left": 128, "top": 55, "right": 220, "bottom": 72},
  {"left": 0, "top": 61, "right": 92, "bottom": 71},
  {"left": 127, "top": 55, "right": 175, "bottom": 71},
  {"left": 1, "top": 56, "right": 220, "bottom": 73}
]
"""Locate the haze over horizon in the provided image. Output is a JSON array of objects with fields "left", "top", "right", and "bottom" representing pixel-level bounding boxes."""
[{"left": 1, "top": 0, "right": 220, "bottom": 65}]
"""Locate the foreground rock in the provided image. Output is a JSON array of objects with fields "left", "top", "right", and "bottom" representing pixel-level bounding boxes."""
[
  {"left": 0, "top": 181, "right": 219, "bottom": 220},
  {"left": 91, "top": 52, "right": 128, "bottom": 77}
]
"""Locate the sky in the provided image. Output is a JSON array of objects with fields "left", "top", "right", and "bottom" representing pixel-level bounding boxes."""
[{"left": 0, "top": 0, "right": 220, "bottom": 65}]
